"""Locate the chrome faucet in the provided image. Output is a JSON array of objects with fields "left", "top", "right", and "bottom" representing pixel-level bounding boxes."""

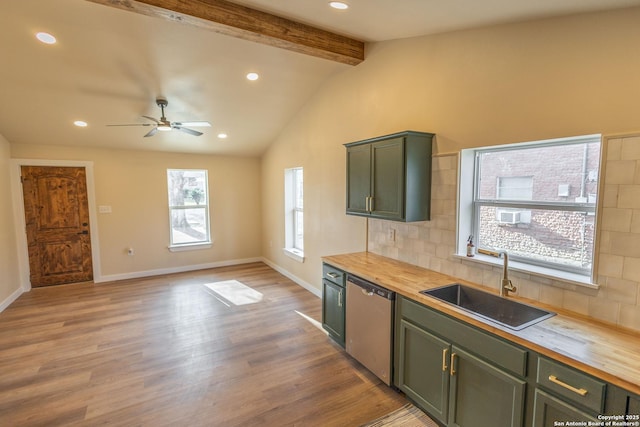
[{"left": 477, "top": 248, "right": 517, "bottom": 297}]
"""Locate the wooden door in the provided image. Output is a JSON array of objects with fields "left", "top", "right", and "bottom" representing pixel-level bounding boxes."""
[{"left": 21, "top": 166, "right": 93, "bottom": 287}]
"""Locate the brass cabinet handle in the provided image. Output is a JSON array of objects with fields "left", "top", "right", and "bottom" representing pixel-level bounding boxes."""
[
  {"left": 338, "top": 290, "right": 343, "bottom": 308},
  {"left": 450, "top": 352, "right": 457, "bottom": 376},
  {"left": 548, "top": 375, "right": 588, "bottom": 396},
  {"left": 369, "top": 196, "right": 374, "bottom": 212},
  {"left": 442, "top": 348, "right": 449, "bottom": 372},
  {"left": 326, "top": 272, "right": 340, "bottom": 279}
]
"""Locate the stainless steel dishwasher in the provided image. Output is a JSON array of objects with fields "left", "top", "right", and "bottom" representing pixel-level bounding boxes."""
[{"left": 345, "top": 274, "right": 395, "bottom": 386}]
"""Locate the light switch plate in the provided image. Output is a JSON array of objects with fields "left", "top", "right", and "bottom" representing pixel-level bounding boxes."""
[
  {"left": 387, "top": 229, "right": 396, "bottom": 242},
  {"left": 98, "top": 205, "right": 112, "bottom": 214}
]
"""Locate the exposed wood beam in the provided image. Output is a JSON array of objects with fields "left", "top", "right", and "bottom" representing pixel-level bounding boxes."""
[{"left": 85, "top": 0, "right": 365, "bottom": 65}]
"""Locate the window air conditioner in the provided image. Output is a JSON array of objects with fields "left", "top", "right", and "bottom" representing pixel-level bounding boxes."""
[{"left": 498, "top": 211, "right": 521, "bottom": 224}]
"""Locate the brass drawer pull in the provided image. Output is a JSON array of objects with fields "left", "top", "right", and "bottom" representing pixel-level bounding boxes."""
[
  {"left": 442, "top": 348, "right": 448, "bottom": 372},
  {"left": 450, "top": 352, "right": 457, "bottom": 376},
  {"left": 548, "top": 375, "right": 588, "bottom": 396},
  {"left": 326, "top": 272, "right": 340, "bottom": 279}
]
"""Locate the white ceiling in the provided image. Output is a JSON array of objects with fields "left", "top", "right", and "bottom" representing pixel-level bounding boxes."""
[{"left": 2, "top": 0, "right": 640, "bottom": 156}]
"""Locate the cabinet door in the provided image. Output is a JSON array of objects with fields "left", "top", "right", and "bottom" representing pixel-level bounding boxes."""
[
  {"left": 533, "top": 389, "right": 599, "bottom": 427},
  {"left": 346, "top": 144, "right": 371, "bottom": 215},
  {"left": 371, "top": 137, "right": 405, "bottom": 220},
  {"left": 322, "top": 280, "right": 345, "bottom": 346},
  {"left": 397, "top": 319, "right": 451, "bottom": 424},
  {"left": 448, "top": 346, "right": 526, "bottom": 427},
  {"left": 630, "top": 394, "right": 640, "bottom": 415}
]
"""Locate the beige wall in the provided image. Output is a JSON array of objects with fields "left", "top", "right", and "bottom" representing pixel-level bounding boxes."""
[
  {"left": 10, "top": 144, "right": 262, "bottom": 281},
  {"left": 0, "top": 134, "right": 21, "bottom": 306},
  {"left": 261, "top": 8, "right": 640, "bottom": 329}
]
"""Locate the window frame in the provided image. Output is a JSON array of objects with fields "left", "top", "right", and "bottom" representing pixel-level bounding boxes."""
[
  {"left": 458, "top": 134, "right": 601, "bottom": 286},
  {"left": 166, "top": 168, "right": 212, "bottom": 251},
  {"left": 284, "top": 167, "right": 304, "bottom": 262}
]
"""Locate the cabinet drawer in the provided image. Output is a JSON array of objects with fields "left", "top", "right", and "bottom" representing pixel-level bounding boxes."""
[
  {"left": 537, "top": 357, "right": 606, "bottom": 413},
  {"left": 322, "top": 263, "right": 345, "bottom": 286},
  {"left": 398, "top": 296, "right": 527, "bottom": 377}
]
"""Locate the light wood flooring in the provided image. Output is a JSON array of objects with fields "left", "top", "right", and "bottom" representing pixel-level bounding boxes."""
[{"left": 0, "top": 262, "right": 407, "bottom": 426}]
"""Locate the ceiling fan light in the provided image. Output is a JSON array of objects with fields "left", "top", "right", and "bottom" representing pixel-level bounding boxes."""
[{"left": 158, "top": 124, "right": 172, "bottom": 131}]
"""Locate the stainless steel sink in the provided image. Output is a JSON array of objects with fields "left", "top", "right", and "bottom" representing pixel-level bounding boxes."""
[{"left": 420, "top": 283, "right": 555, "bottom": 330}]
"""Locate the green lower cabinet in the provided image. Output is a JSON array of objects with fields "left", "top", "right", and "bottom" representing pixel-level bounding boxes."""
[
  {"left": 448, "top": 346, "right": 526, "bottom": 427},
  {"left": 397, "top": 319, "right": 451, "bottom": 424},
  {"left": 322, "top": 279, "right": 345, "bottom": 346},
  {"left": 532, "top": 389, "right": 598, "bottom": 427},
  {"left": 396, "top": 319, "right": 526, "bottom": 427},
  {"left": 629, "top": 394, "right": 640, "bottom": 415}
]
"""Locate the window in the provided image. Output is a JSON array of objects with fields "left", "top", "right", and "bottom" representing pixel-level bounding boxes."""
[
  {"left": 284, "top": 167, "right": 304, "bottom": 262},
  {"left": 459, "top": 135, "right": 601, "bottom": 281},
  {"left": 167, "top": 169, "right": 211, "bottom": 249}
]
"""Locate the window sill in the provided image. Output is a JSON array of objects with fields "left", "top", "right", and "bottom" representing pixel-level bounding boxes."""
[
  {"left": 283, "top": 247, "right": 305, "bottom": 263},
  {"left": 168, "top": 242, "right": 212, "bottom": 252},
  {"left": 453, "top": 253, "right": 599, "bottom": 290}
]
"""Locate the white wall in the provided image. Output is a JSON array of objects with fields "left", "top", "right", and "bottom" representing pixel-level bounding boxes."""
[{"left": 261, "top": 7, "right": 640, "bottom": 329}]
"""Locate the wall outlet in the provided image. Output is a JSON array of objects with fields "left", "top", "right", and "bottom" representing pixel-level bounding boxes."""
[
  {"left": 127, "top": 247, "right": 134, "bottom": 256},
  {"left": 387, "top": 229, "right": 396, "bottom": 242}
]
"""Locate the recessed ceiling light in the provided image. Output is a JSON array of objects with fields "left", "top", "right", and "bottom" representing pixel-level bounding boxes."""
[
  {"left": 246, "top": 72, "right": 259, "bottom": 81},
  {"left": 36, "top": 32, "right": 57, "bottom": 44},
  {"left": 217, "top": 133, "right": 228, "bottom": 139},
  {"left": 329, "top": 2, "right": 349, "bottom": 10},
  {"left": 74, "top": 120, "right": 88, "bottom": 127}
]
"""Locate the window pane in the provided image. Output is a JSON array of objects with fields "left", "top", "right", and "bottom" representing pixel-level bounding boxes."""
[
  {"left": 294, "top": 210, "right": 304, "bottom": 250},
  {"left": 168, "top": 169, "right": 208, "bottom": 206},
  {"left": 477, "top": 205, "right": 595, "bottom": 271},
  {"left": 478, "top": 142, "right": 600, "bottom": 204},
  {"left": 295, "top": 168, "right": 303, "bottom": 209},
  {"left": 170, "top": 208, "right": 208, "bottom": 244},
  {"left": 497, "top": 176, "right": 532, "bottom": 200}
]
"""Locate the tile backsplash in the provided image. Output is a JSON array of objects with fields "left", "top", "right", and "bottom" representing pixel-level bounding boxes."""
[{"left": 368, "top": 136, "right": 640, "bottom": 333}]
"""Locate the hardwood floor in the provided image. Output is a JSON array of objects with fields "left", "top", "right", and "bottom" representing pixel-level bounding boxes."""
[{"left": 0, "top": 263, "right": 407, "bottom": 426}]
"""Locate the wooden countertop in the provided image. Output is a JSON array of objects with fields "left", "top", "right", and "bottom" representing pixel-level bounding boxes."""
[{"left": 322, "top": 252, "right": 640, "bottom": 396}]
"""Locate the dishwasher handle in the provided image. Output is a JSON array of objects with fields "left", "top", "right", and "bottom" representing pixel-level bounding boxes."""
[{"left": 346, "top": 274, "right": 395, "bottom": 300}]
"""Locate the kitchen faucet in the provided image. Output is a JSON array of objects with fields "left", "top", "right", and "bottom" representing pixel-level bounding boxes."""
[{"left": 477, "top": 249, "right": 517, "bottom": 297}]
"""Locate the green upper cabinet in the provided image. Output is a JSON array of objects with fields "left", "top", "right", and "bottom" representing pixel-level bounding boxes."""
[{"left": 345, "top": 131, "right": 434, "bottom": 222}]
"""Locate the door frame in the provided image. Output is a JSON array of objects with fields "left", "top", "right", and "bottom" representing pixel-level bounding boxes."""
[{"left": 10, "top": 159, "right": 102, "bottom": 291}]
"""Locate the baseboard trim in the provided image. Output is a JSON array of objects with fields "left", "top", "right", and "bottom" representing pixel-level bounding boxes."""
[
  {"left": 3, "top": 258, "right": 320, "bottom": 306},
  {"left": 96, "top": 257, "right": 263, "bottom": 284},
  {"left": 0, "top": 286, "right": 25, "bottom": 313},
  {"left": 261, "top": 257, "right": 321, "bottom": 298}
]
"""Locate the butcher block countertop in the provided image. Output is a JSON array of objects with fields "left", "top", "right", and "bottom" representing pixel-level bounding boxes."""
[{"left": 322, "top": 251, "right": 640, "bottom": 396}]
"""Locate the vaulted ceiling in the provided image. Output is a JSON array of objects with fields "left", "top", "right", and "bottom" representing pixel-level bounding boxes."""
[{"left": 2, "top": 0, "right": 639, "bottom": 156}]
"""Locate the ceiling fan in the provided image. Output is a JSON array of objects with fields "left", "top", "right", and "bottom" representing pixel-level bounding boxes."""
[{"left": 107, "top": 97, "right": 211, "bottom": 137}]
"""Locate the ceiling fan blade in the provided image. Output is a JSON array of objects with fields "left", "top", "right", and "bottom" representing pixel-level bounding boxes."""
[
  {"left": 173, "top": 121, "right": 211, "bottom": 127},
  {"left": 144, "top": 127, "right": 159, "bottom": 137},
  {"left": 176, "top": 126, "right": 203, "bottom": 136},
  {"left": 106, "top": 123, "right": 153, "bottom": 127},
  {"left": 142, "top": 115, "right": 160, "bottom": 124}
]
